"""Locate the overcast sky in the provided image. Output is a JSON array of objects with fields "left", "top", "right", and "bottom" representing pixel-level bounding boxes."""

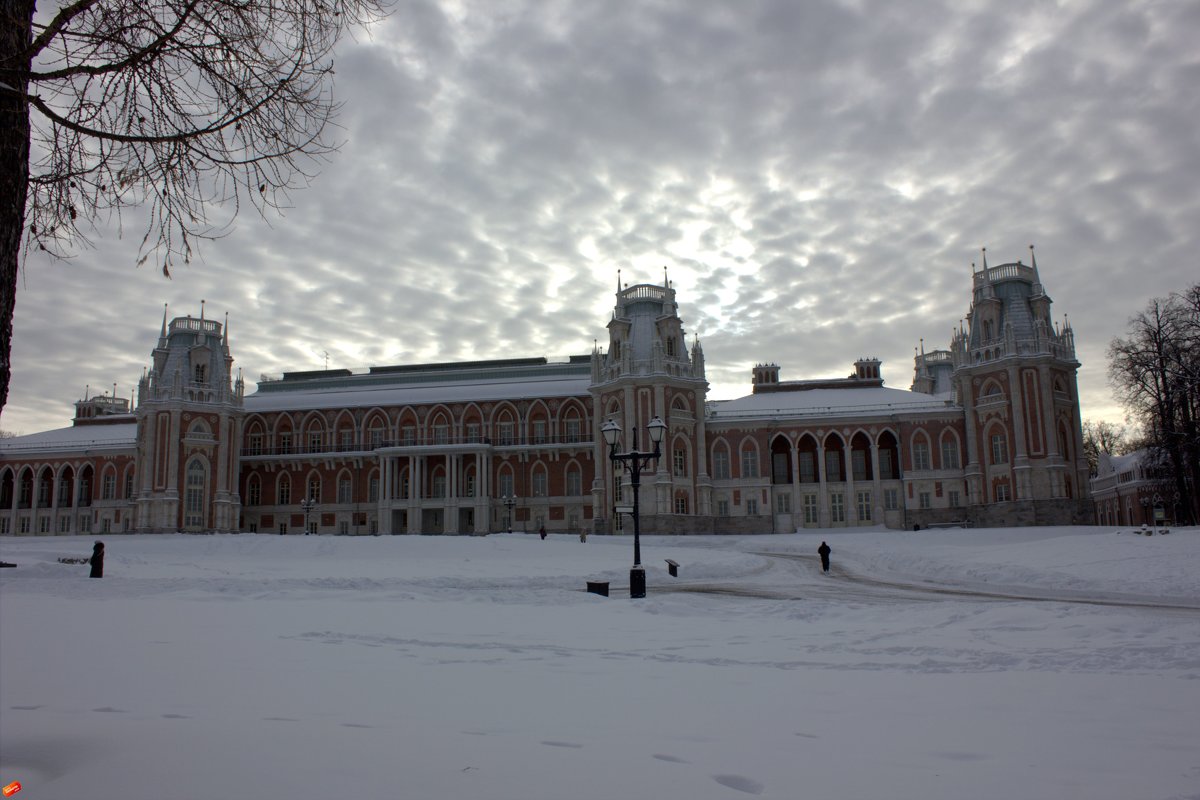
[{"left": 4, "top": 0, "right": 1198, "bottom": 436}]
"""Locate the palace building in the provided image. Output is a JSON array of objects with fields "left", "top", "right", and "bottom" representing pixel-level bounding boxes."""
[{"left": 1, "top": 251, "right": 1093, "bottom": 536}]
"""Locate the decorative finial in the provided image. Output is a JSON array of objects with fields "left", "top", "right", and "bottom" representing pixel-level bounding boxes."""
[
  {"left": 200, "top": 299, "right": 205, "bottom": 320},
  {"left": 161, "top": 303, "right": 169, "bottom": 337}
]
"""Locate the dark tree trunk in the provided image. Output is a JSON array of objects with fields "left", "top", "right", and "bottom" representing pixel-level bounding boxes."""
[{"left": 0, "top": 0, "right": 34, "bottom": 416}]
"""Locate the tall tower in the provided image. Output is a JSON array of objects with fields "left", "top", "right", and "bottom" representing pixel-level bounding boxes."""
[
  {"left": 950, "top": 248, "right": 1090, "bottom": 524},
  {"left": 589, "top": 271, "right": 709, "bottom": 533},
  {"left": 135, "top": 305, "right": 245, "bottom": 532}
]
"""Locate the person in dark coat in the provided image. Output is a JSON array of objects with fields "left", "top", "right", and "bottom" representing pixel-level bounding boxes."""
[
  {"left": 89, "top": 541, "right": 105, "bottom": 578},
  {"left": 817, "top": 541, "right": 831, "bottom": 574},
  {"left": 539, "top": 525, "right": 547, "bottom": 540}
]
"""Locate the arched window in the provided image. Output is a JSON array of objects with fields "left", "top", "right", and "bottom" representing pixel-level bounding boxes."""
[
  {"left": 940, "top": 432, "right": 961, "bottom": 470},
  {"left": 740, "top": 442, "right": 759, "bottom": 479},
  {"left": 247, "top": 475, "right": 261, "bottom": 506},
  {"left": 911, "top": 432, "right": 932, "bottom": 471},
  {"left": 184, "top": 460, "right": 207, "bottom": 529},
  {"left": 712, "top": 444, "right": 731, "bottom": 480},
  {"left": 565, "top": 464, "right": 582, "bottom": 496},
  {"left": 278, "top": 474, "right": 292, "bottom": 505}
]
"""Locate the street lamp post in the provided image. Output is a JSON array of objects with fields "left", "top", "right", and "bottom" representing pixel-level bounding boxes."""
[
  {"left": 301, "top": 498, "right": 318, "bottom": 535},
  {"left": 601, "top": 415, "right": 667, "bottom": 599},
  {"left": 502, "top": 494, "right": 516, "bottom": 533}
]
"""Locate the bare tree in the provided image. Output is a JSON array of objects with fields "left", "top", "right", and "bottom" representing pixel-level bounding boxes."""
[
  {"left": 0, "top": 0, "right": 386, "bottom": 413},
  {"left": 1108, "top": 285, "right": 1200, "bottom": 524},
  {"left": 1081, "top": 419, "right": 1129, "bottom": 477}
]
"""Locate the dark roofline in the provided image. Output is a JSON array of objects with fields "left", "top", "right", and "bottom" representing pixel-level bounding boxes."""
[
  {"left": 369, "top": 357, "right": 549, "bottom": 375},
  {"left": 753, "top": 377, "right": 885, "bottom": 394},
  {"left": 281, "top": 369, "right": 354, "bottom": 381}
]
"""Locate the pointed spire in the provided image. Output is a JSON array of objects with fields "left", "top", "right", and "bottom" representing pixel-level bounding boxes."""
[
  {"left": 223, "top": 311, "right": 229, "bottom": 345},
  {"left": 617, "top": 268, "right": 621, "bottom": 294},
  {"left": 980, "top": 247, "right": 989, "bottom": 278},
  {"left": 663, "top": 264, "right": 669, "bottom": 289},
  {"left": 200, "top": 299, "right": 205, "bottom": 320},
  {"left": 1029, "top": 243, "right": 1042, "bottom": 289},
  {"left": 160, "top": 303, "right": 168, "bottom": 337}
]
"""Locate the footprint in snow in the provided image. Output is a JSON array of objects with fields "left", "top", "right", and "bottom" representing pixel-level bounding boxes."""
[
  {"left": 540, "top": 741, "right": 583, "bottom": 749},
  {"left": 652, "top": 754, "right": 689, "bottom": 764},
  {"left": 712, "top": 774, "right": 765, "bottom": 795}
]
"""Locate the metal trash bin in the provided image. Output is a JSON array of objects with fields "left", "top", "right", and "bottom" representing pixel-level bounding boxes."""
[{"left": 586, "top": 581, "right": 609, "bottom": 597}]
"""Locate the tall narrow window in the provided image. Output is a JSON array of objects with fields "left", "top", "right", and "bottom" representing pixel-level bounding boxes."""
[
  {"left": 674, "top": 447, "right": 688, "bottom": 477},
  {"left": 713, "top": 449, "right": 730, "bottom": 480},
  {"left": 565, "top": 419, "right": 582, "bottom": 443},
  {"left": 830, "top": 492, "right": 845, "bottom": 523},
  {"left": 856, "top": 491, "right": 872, "bottom": 521},
  {"left": 941, "top": 439, "right": 960, "bottom": 469},
  {"left": 338, "top": 478, "right": 352, "bottom": 504},
  {"left": 798, "top": 452, "right": 816, "bottom": 483},
  {"left": 566, "top": 467, "right": 582, "bottom": 497},
  {"left": 803, "top": 495, "right": 818, "bottom": 524},
  {"left": 913, "top": 441, "right": 931, "bottom": 471},
  {"left": 498, "top": 473, "right": 514, "bottom": 498},
  {"left": 741, "top": 448, "right": 758, "bottom": 479},
  {"left": 278, "top": 476, "right": 291, "bottom": 506},
  {"left": 184, "top": 460, "right": 207, "bottom": 529},
  {"left": 532, "top": 470, "right": 547, "bottom": 497},
  {"left": 990, "top": 433, "right": 1009, "bottom": 465},
  {"left": 308, "top": 477, "right": 320, "bottom": 501}
]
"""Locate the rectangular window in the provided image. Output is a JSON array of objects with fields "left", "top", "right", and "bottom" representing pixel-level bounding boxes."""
[
  {"left": 803, "top": 494, "right": 818, "bottom": 524},
  {"left": 856, "top": 491, "right": 872, "bottom": 521},
  {"left": 466, "top": 423, "right": 481, "bottom": 443},
  {"left": 713, "top": 450, "right": 730, "bottom": 480},
  {"left": 432, "top": 475, "right": 446, "bottom": 498},
  {"left": 532, "top": 421, "right": 547, "bottom": 444},
  {"left": 497, "top": 422, "right": 514, "bottom": 446},
  {"left": 852, "top": 450, "right": 868, "bottom": 482},
  {"left": 674, "top": 497, "right": 688, "bottom": 514},
  {"left": 402, "top": 426, "right": 416, "bottom": 445},
  {"left": 339, "top": 520, "right": 349, "bottom": 535},
  {"left": 465, "top": 474, "right": 476, "bottom": 497},
  {"left": 919, "top": 492, "right": 931, "bottom": 509},
  {"left": 717, "top": 499, "right": 730, "bottom": 517},
  {"left": 370, "top": 427, "right": 383, "bottom": 449},
  {"left": 368, "top": 477, "right": 379, "bottom": 503},
  {"left": 125, "top": 473, "right": 134, "bottom": 500},
  {"left": 941, "top": 440, "right": 960, "bottom": 469},
  {"left": 565, "top": 419, "right": 582, "bottom": 443},
  {"left": 248, "top": 433, "right": 263, "bottom": 455},
  {"left": 746, "top": 498, "right": 759, "bottom": 516},
  {"left": 58, "top": 516, "right": 70, "bottom": 533},
  {"left": 913, "top": 442, "right": 931, "bottom": 471},
  {"left": 741, "top": 449, "right": 758, "bottom": 479},
  {"left": 433, "top": 425, "right": 449, "bottom": 445},
  {"left": 830, "top": 492, "right": 845, "bottom": 523},
  {"left": 102, "top": 474, "right": 116, "bottom": 500},
  {"left": 279, "top": 481, "right": 291, "bottom": 506},
  {"left": 566, "top": 470, "right": 582, "bottom": 497},
  {"left": 279, "top": 522, "right": 288, "bottom": 535},
  {"left": 80, "top": 515, "right": 90, "bottom": 533},
  {"left": 884, "top": 488, "right": 899, "bottom": 511},
  {"left": 532, "top": 471, "right": 547, "bottom": 497},
  {"left": 798, "top": 452, "right": 816, "bottom": 483},
  {"left": 308, "top": 431, "right": 322, "bottom": 453},
  {"left": 40, "top": 516, "right": 51, "bottom": 533},
  {"left": 498, "top": 473, "right": 514, "bottom": 498},
  {"left": 338, "top": 479, "right": 352, "bottom": 504},
  {"left": 19, "top": 517, "right": 30, "bottom": 533},
  {"left": 949, "top": 490, "right": 961, "bottom": 508},
  {"left": 991, "top": 434, "right": 1009, "bottom": 464},
  {"left": 879, "top": 450, "right": 895, "bottom": 480},
  {"left": 248, "top": 482, "right": 261, "bottom": 505},
  {"left": 1, "top": 518, "right": 9, "bottom": 534},
  {"left": 58, "top": 481, "right": 72, "bottom": 506},
  {"left": 340, "top": 430, "right": 354, "bottom": 450},
  {"left": 825, "top": 450, "right": 842, "bottom": 481},
  {"left": 101, "top": 518, "right": 111, "bottom": 533},
  {"left": 279, "top": 432, "right": 292, "bottom": 453},
  {"left": 775, "top": 492, "right": 791, "bottom": 513},
  {"left": 674, "top": 448, "right": 688, "bottom": 477},
  {"left": 308, "top": 478, "right": 320, "bottom": 502},
  {"left": 995, "top": 483, "right": 1012, "bottom": 502}
]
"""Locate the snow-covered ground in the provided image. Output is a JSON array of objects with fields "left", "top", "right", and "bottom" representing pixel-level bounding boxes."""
[{"left": 2, "top": 526, "right": 1198, "bottom": 800}]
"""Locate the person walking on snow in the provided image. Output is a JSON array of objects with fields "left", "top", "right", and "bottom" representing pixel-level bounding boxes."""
[
  {"left": 817, "top": 541, "right": 831, "bottom": 574},
  {"left": 89, "top": 541, "right": 105, "bottom": 578}
]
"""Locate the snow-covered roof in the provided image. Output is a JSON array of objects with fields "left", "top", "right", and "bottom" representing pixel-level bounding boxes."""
[
  {"left": 710, "top": 386, "right": 957, "bottom": 421},
  {"left": 0, "top": 422, "right": 137, "bottom": 455},
  {"left": 246, "top": 373, "right": 592, "bottom": 414}
]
